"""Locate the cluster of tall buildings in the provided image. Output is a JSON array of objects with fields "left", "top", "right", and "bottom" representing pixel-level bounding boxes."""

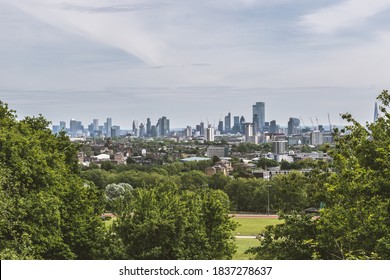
[
  {"left": 51, "top": 100, "right": 346, "bottom": 147},
  {"left": 53, "top": 116, "right": 170, "bottom": 138}
]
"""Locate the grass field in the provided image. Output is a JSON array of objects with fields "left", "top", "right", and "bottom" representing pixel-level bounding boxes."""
[
  {"left": 233, "top": 238, "right": 258, "bottom": 260},
  {"left": 233, "top": 216, "right": 282, "bottom": 236},
  {"left": 232, "top": 216, "right": 283, "bottom": 260},
  {"left": 103, "top": 217, "right": 115, "bottom": 228}
]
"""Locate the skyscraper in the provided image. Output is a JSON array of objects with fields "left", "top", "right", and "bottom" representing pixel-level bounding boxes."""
[
  {"left": 310, "top": 130, "right": 323, "bottom": 146},
  {"left": 218, "top": 120, "right": 224, "bottom": 134},
  {"left": 139, "top": 123, "right": 145, "bottom": 137},
  {"left": 374, "top": 102, "right": 379, "bottom": 122},
  {"left": 146, "top": 118, "right": 151, "bottom": 136},
  {"left": 253, "top": 102, "right": 265, "bottom": 133},
  {"left": 59, "top": 121, "right": 66, "bottom": 131},
  {"left": 206, "top": 125, "right": 214, "bottom": 142},
  {"left": 185, "top": 126, "right": 192, "bottom": 137},
  {"left": 199, "top": 122, "right": 205, "bottom": 136},
  {"left": 244, "top": 123, "right": 253, "bottom": 142},
  {"left": 270, "top": 120, "right": 278, "bottom": 134},
  {"left": 93, "top": 119, "right": 99, "bottom": 131},
  {"left": 232, "top": 116, "right": 240, "bottom": 133},
  {"left": 224, "top": 113, "right": 231, "bottom": 133},
  {"left": 157, "top": 116, "right": 170, "bottom": 137},
  {"left": 273, "top": 140, "right": 287, "bottom": 155},
  {"left": 287, "top": 117, "right": 300, "bottom": 135},
  {"left": 239, "top": 116, "right": 245, "bottom": 134},
  {"left": 106, "top": 117, "right": 112, "bottom": 137},
  {"left": 111, "top": 126, "right": 121, "bottom": 138}
]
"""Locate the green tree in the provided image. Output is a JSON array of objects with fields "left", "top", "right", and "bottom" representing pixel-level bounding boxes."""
[
  {"left": 180, "top": 170, "right": 209, "bottom": 191},
  {"left": 113, "top": 183, "right": 237, "bottom": 259},
  {"left": 246, "top": 213, "right": 317, "bottom": 260},
  {"left": 270, "top": 171, "right": 309, "bottom": 213},
  {"left": 208, "top": 173, "right": 231, "bottom": 190},
  {"left": 0, "top": 101, "right": 106, "bottom": 259},
  {"left": 224, "top": 178, "right": 267, "bottom": 212},
  {"left": 257, "top": 158, "right": 279, "bottom": 169}
]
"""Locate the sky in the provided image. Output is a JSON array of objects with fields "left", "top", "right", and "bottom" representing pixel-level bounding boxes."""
[{"left": 0, "top": 0, "right": 389, "bottom": 129}]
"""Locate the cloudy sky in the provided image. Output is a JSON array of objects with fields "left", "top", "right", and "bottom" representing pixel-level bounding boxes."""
[{"left": 0, "top": 0, "right": 389, "bottom": 128}]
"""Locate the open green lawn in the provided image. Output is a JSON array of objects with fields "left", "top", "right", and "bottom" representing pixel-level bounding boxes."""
[
  {"left": 103, "top": 217, "right": 115, "bottom": 228},
  {"left": 232, "top": 216, "right": 283, "bottom": 259},
  {"left": 233, "top": 217, "right": 282, "bottom": 236},
  {"left": 233, "top": 238, "right": 258, "bottom": 260}
]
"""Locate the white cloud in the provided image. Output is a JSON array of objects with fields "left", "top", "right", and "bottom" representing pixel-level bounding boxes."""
[
  {"left": 300, "top": 0, "right": 390, "bottom": 34},
  {"left": 11, "top": 0, "right": 171, "bottom": 65}
]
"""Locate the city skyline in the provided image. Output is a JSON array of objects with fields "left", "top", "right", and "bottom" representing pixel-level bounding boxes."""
[{"left": 0, "top": 0, "right": 388, "bottom": 127}]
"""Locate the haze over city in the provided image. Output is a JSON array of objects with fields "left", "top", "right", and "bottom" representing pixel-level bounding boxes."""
[{"left": 0, "top": 0, "right": 389, "bottom": 128}]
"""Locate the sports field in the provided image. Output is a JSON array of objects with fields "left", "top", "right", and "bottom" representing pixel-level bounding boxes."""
[
  {"left": 232, "top": 215, "right": 282, "bottom": 260},
  {"left": 233, "top": 215, "right": 282, "bottom": 236}
]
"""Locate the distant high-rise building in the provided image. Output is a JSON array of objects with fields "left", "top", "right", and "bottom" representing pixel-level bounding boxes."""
[
  {"left": 252, "top": 114, "right": 258, "bottom": 135},
  {"left": 88, "top": 123, "right": 94, "bottom": 134},
  {"left": 224, "top": 113, "right": 231, "bottom": 133},
  {"left": 106, "top": 118, "right": 112, "bottom": 137},
  {"left": 52, "top": 125, "right": 60, "bottom": 134},
  {"left": 200, "top": 121, "right": 205, "bottom": 136},
  {"left": 69, "top": 119, "right": 77, "bottom": 134},
  {"left": 239, "top": 116, "right": 245, "bottom": 134},
  {"left": 151, "top": 125, "right": 157, "bottom": 137},
  {"left": 273, "top": 140, "right": 287, "bottom": 155},
  {"left": 218, "top": 121, "right": 224, "bottom": 134},
  {"left": 206, "top": 125, "right": 215, "bottom": 142},
  {"left": 139, "top": 123, "right": 145, "bottom": 137},
  {"left": 132, "top": 120, "right": 139, "bottom": 136},
  {"left": 270, "top": 120, "right": 278, "bottom": 134},
  {"left": 374, "top": 102, "right": 379, "bottom": 122},
  {"left": 111, "top": 126, "right": 121, "bottom": 138},
  {"left": 69, "top": 119, "right": 82, "bottom": 136},
  {"left": 157, "top": 116, "right": 170, "bottom": 137},
  {"left": 185, "top": 126, "right": 192, "bottom": 137},
  {"left": 244, "top": 123, "right": 253, "bottom": 141},
  {"left": 264, "top": 121, "right": 270, "bottom": 133},
  {"left": 93, "top": 119, "right": 99, "bottom": 131},
  {"left": 196, "top": 124, "right": 201, "bottom": 134},
  {"left": 59, "top": 121, "right": 66, "bottom": 131},
  {"left": 244, "top": 123, "right": 258, "bottom": 143},
  {"left": 253, "top": 102, "right": 265, "bottom": 133},
  {"left": 163, "top": 116, "right": 170, "bottom": 136},
  {"left": 146, "top": 118, "right": 151, "bottom": 136},
  {"left": 310, "top": 130, "right": 323, "bottom": 146},
  {"left": 288, "top": 117, "right": 300, "bottom": 135},
  {"left": 232, "top": 116, "right": 240, "bottom": 133}
]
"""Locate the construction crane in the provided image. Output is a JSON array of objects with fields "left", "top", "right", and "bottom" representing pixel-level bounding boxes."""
[
  {"left": 328, "top": 113, "right": 332, "bottom": 132},
  {"left": 299, "top": 116, "right": 305, "bottom": 127},
  {"left": 315, "top": 116, "right": 320, "bottom": 130},
  {"left": 309, "top": 117, "right": 315, "bottom": 131}
]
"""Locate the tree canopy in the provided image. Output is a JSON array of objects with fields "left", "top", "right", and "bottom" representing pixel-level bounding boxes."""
[{"left": 0, "top": 101, "right": 106, "bottom": 259}]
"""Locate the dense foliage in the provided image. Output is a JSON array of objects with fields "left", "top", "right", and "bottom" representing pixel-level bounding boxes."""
[
  {"left": 113, "top": 184, "right": 236, "bottom": 259},
  {"left": 0, "top": 102, "right": 106, "bottom": 259}
]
